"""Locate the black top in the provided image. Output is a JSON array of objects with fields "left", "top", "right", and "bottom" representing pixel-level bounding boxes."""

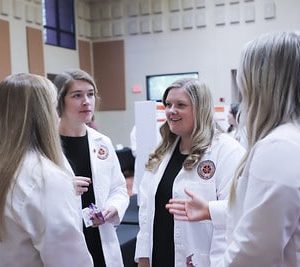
[
  {"left": 61, "top": 134, "right": 106, "bottom": 267},
  {"left": 152, "top": 142, "right": 188, "bottom": 267}
]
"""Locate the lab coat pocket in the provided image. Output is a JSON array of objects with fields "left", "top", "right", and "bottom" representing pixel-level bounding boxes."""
[
  {"left": 186, "top": 252, "right": 210, "bottom": 267},
  {"left": 183, "top": 221, "right": 213, "bottom": 254}
]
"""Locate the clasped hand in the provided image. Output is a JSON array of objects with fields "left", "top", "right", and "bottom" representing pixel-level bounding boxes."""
[{"left": 73, "top": 176, "right": 118, "bottom": 226}]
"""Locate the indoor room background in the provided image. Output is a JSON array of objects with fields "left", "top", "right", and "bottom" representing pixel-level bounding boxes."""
[{"left": 0, "top": 0, "right": 299, "bottom": 147}]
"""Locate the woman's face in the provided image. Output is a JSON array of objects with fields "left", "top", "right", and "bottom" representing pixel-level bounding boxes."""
[
  {"left": 165, "top": 87, "right": 194, "bottom": 139},
  {"left": 62, "top": 80, "right": 95, "bottom": 125}
]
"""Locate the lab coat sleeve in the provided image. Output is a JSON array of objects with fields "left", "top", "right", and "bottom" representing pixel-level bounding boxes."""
[
  {"left": 104, "top": 141, "right": 129, "bottom": 225},
  {"left": 20, "top": 163, "right": 93, "bottom": 267},
  {"left": 218, "top": 140, "right": 300, "bottom": 267},
  {"left": 209, "top": 139, "right": 245, "bottom": 227},
  {"left": 209, "top": 200, "right": 228, "bottom": 229},
  {"left": 135, "top": 172, "right": 152, "bottom": 261},
  {"left": 209, "top": 139, "right": 245, "bottom": 265},
  {"left": 214, "top": 140, "right": 245, "bottom": 202}
]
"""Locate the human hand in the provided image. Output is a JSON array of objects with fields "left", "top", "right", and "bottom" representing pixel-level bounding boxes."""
[
  {"left": 138, "top": 258, "right": 150, "bottom": 267},
  {"left": 73, "top": 176, "right": 91, "bottom": 195},
  {"left": 91, "top": 210, "right": 105, "bottom": 227},
  {"left": 166, "top": 188, "right": 211, "bottom": 221},
  {"left": 90, "top": 206, "right": 118, "bottom": 227},
  {"left": 102, "top": 206, "right": 118, "bottom": 222}
]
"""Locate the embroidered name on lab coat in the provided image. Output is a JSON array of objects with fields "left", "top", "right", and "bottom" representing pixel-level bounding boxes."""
[
  {"left": 97, "top": 145, "right": 109, "bottom": 160},
  {"left": 197, "top": 160, "right": 215, "bottom": 180}
]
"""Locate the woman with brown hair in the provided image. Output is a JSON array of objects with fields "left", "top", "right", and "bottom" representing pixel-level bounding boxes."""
[{"left": 54, "top": 69, "right": 129, "bottom": 267}]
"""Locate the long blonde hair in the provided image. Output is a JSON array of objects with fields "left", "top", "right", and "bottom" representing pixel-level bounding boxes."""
[
  {"left": 230, "top": 31, "right": 300, "bottom": 203},
  {"left": 146, "top": 78, "right": 215, "bottom": 171},
  {"left": 0, "top": 73, "right": 64, "bottom": 240}
]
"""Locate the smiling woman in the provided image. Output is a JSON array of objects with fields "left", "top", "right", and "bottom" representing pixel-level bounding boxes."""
[
  {"left": 135, "top": 78, "right": 245, "bottom": 267},
  {"left": 164, "top": 87, "right": 194, "bottom": 150}
]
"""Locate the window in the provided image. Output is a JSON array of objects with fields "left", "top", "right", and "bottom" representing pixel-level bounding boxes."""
[{"left": 43, "top": 0, "right": 76, "bottom": 49}]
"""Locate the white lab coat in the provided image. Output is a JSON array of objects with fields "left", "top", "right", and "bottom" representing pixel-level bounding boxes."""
[
  {"left": 135, "top": 133, "right": 245, "bottom": 266},
  {"left": 0, "top": 151, "right": 93, "bottom": 267},
  {"left": 218, "top": 123, "right": 300, "bottom": 267},
  {"left": 84, "top": 127, "right": 129, "bottom": 267}
]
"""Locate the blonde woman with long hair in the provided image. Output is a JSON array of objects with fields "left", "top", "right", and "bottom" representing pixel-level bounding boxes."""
[
  {"left": 167, "top": 31, "right": 300, "bottom": 267},
  {"left": 0, "top": 73, "right": 92, "bottom": 266},
  {"left": 135, "top": 78, "right": 245, "bottom": 267}
]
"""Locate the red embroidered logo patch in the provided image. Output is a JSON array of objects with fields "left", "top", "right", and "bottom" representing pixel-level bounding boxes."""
[
  {"left": 97, "top": 145, "right": 109, "bottom": 160},
  {"left": 197, "top": 160, "right": 215, "bottom": 180}
]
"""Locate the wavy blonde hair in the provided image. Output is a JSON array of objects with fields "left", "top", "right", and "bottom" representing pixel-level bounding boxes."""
[
  {"left": 146, "top": 78, "right": 215, "bottom": 171},
  {"left": 230, "top": 31, "right": 300, "bottom": 203},
  {"left": 0, "top": 73, "right": 64, "bottom": 240}
]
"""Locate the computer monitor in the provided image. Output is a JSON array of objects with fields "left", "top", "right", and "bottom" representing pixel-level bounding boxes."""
[{"left": 146, "top": 72, "right": 199, "bottom": 102}]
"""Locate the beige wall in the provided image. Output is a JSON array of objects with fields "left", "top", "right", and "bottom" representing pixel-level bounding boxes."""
[
  {"left": 84, "top": 0, "right": 300, "bottom": 147},
  {"left": 1, "top": 0, "right": 300, "bottom": 146}
]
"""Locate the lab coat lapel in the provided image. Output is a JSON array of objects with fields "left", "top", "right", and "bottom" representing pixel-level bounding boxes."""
[{"left": 86, "top": 128, "right": 106, "bottom": 209}]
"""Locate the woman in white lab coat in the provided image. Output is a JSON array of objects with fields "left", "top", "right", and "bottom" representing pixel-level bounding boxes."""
[
  {"left": 0, "top": 73, "right": 92, "bottom": 267},
  {"left": 167, "top": 32, "right": 300, "bottom": 267},
  {"left": 54, "top": 69, "right": 129, "bottom": 267},
  {"left": 135, "top": 78, "right": 245, "bottom": 267}
]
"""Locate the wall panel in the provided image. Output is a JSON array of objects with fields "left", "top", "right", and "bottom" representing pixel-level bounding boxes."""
[
  {"left": 93, "top": 40, "right": 125, "bottom": 111},
  {"left": 0, "top": 19, "right": 11, "bottom": 80},
  {"left": 78, "top": 40, "right": 92, "bottom": 75},
  {"left": 26, "top": 26, "right": 44, "bottom": 75}
]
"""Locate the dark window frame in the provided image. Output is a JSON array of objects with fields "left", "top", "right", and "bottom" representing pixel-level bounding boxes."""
[{"left": 43, "top": 0, "right": 76, "bottom": 50}]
